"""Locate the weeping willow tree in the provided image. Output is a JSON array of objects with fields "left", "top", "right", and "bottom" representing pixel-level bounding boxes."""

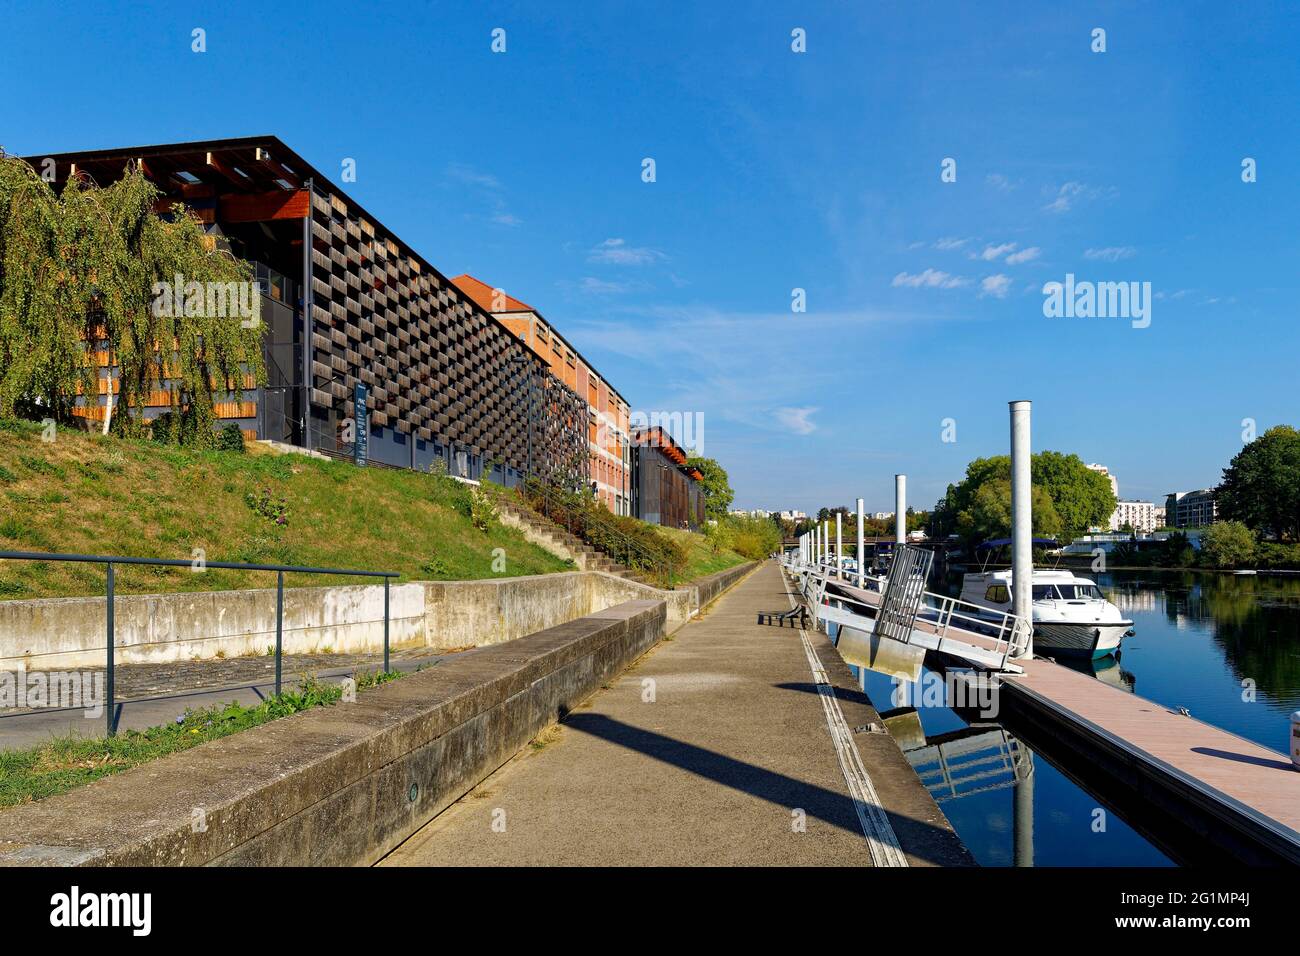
[{"left": 0, "top": 150, "right": 264, "bottom": 444}]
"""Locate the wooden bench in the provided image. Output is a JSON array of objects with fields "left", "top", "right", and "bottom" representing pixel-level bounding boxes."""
[{"left": 757, "top": 605, "right": 809, "bottom": 628}]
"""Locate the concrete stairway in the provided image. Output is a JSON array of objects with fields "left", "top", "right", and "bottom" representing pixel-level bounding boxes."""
[{"left": 495, "top": 496, "right": 654, "bottom": 585}]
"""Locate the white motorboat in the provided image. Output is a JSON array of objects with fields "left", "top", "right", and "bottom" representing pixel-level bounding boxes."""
[{"left": 959, "top": 569, "right": 1132, "bottom": 659}]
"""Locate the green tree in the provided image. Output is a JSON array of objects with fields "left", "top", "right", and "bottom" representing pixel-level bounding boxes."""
[
  {"left": 685, "top": 455, "right": 734, "bottom": 521},
  {"left": 933, "top": 451, "right": 1115, "bottom": 546},
  {"left": 957, "top": 478, "right": 1062, "bottom": 542},
  {"left": 0, "top": 152, "right": 264, "bottom": 442},
  {"left": 1218, "top": 426, "right": 1300, "bottom": 541},
  {"left": 1200, "top": 520, "right": 1256, "bottom": 569},
  {"left": 723, "top": 513, "right": 782, "bottom": 559},
  {"left": 1030, "top": 450, "right": 1116, "bottom": 541}
]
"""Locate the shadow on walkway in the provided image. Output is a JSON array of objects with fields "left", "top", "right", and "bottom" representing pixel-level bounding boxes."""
[
  {"left": 564, "top": 710, "right": 957, "bottom": 866},
  {"left": 772, "top": 681, "right": 877, "bottom": 710}
]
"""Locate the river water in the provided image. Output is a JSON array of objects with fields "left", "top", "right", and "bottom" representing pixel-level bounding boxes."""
[{"left": 842, "top": 569, "right": 1300, "bottom": 866}]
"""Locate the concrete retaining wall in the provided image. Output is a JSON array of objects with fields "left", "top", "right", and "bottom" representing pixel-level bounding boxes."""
[
  {"left": 0, "top": 564, "right": 756, "bottom": 670},
  {"left": 0, "top": 583, "right": 428, "bottom": 670},
  {"left": 683, "top": 562, "right": 758, "bottom": 611},
  {"left": 0, "top": 600, "right": 667, "bottom": 866}
]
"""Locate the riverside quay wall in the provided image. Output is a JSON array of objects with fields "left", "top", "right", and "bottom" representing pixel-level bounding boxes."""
[
  {"left": 0, "top": 565, "right": 757, "bottom": 671},
  {"left": 0, "top": 563, "right": 759, "bottom": 866}
]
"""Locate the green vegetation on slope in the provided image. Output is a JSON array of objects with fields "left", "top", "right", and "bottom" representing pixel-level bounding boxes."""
[
  {"left": 0, "top": 669, "right": 403, "bottom": 807},
  {"left": 0, "top": 418, "right": 573, "bottom": 600},
  {"left": 655, "top": 524, "right": 752, "bottom": 581}
]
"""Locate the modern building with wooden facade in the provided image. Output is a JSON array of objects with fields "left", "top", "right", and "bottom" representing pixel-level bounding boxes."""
[
  {"left": 631, "top": 425, "right": 705, "bottom": 531},
  {"left": 24, "top": 136, "right": 588, "bottom": 487},
  {"left": 451, "top": 274, "right": 633, "bottom": 515}
]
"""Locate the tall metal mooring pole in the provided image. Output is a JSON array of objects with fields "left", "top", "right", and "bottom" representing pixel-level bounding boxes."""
[
  {"left": 1010, "top": 400, "right": 1034, "bottom": 658},
  {"left": 895, "top": 474, "right": 907, "bottom": 546},
  {"left": 855, "top": 497, "right": 865, "bottom": 588},
  {"left": 835, "top": 512, "right": 843, "bottom": 578}
]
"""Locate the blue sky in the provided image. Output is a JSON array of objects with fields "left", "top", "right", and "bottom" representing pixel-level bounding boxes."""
[{"left": 4, "top": 1, "right": 1298, "bottom": 514}]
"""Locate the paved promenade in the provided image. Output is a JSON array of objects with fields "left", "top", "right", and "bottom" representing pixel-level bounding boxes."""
[{"left": 382, "top": 561, "right": 970, "bottom": 867}]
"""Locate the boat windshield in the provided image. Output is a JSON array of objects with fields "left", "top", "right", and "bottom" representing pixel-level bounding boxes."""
[
  {"left": 1065, "top": 583, "right": 1103, "bottom": 600},
  {"left": 1032, "top": 584, "right": 1059, "bottom": 600}
]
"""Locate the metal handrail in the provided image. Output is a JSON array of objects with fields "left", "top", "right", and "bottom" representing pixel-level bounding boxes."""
[{"left": 0, "top": 550, "right": 400, "bottom": 737}]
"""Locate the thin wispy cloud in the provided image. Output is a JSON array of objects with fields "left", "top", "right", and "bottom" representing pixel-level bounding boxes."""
[
  {"left": 445, "top": 162, "right": 520, "bottom": 227},
  {"left": 1043, "top": 182, "right": 1085, "bottom": 213},
  {"left": 892, "top": 268, "right": 969, "bottom": 289},
  {"left": 774, "top": 407, "right": 818, "bottom": 435},
  {"left": 562, "top": 303, "right": 956, "bottom": 439},
  {"left": 578, "top": 276, "right": 630, "bottom": 294},
  {"left": 934, "top": 236, "right": 970, "bottom": 250},
  {"left": 1042, "top": 181, "right": 1114, "bottom": 214},
  {"left": 589, "top": 238, "right": 666, "bottom": 265},
  {"left": 1006, "top": 246, "right": 1041, "bottom": 264},
  {"left": 445, "top": 163, "right": 501, "bottom": 189},
  {"left": 980, "top": 274, "right": 1013, "bottom": 298},
  {"left": 1084, "top": 246, "right": 1137, "bottom": 262},
  {"left": 975, "top": 242, "right": 1017, "bottom": 261}
]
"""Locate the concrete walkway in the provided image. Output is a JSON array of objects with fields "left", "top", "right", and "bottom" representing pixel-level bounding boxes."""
[{"left": 382, "top": 561, "right": 971, "bottom": 867}]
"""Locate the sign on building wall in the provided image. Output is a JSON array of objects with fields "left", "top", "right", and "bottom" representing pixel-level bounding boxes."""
[{"left": 354, "top": 382, "right": 369, "bottom": 467}]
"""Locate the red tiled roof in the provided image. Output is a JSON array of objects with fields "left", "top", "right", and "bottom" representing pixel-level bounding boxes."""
[{"left": 450, "top": 274, "right": 534, "bottom": 313}]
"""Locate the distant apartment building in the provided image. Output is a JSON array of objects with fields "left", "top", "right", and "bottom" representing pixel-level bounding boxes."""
[
  {"left": 1109, "top": 499, "right": 1160, "bottom": 534},
  {"left": 872, "top": 512, "right": 894, "bottom": 521},
  {"left": 1166, "top": 489, "right": 1219, "bottom": 528},
  {"left": 1085, "top": 464, "right": 1164, "bottom": 533},
  {"left": 732, "top": 508, "right": 810, "bottom": 521},
  {"left": 452, "top": 275, "right": 632, "bottom": 515}
]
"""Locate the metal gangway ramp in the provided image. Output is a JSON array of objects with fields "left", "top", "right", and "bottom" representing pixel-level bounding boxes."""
[
  {"left": 783, "top": 547, "right": 1033, "bottom": 675},
  {"left": 873, "top": 546, "right": 933, "bottom": 645}
]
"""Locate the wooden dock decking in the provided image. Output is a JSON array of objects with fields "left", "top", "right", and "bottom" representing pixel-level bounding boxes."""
[
  {"left": 1006, "top": 656, "right": 1300, "bottom": 857},
  {"left": 813, "top": 571, "right": 1300, "bottom": 863}
]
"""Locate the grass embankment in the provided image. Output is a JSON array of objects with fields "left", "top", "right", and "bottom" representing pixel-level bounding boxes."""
[
  {"left": 0, "top": 417, "right": 573, "bottom": 600},
  {"left": 655, "top": 525, "right": 750, "bottom": 581},
  {"left": 0, "top": 669, "right": 404, "bottom": 808}
]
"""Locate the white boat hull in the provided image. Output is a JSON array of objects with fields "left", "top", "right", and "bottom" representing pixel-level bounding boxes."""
[{"left": 1034, "top": 621, "right": 1130, "bottom": 659}]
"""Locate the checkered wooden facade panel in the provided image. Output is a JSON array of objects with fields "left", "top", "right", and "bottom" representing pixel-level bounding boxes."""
[{"left": 305, "top": 188, "right": 584, "bottom": 477}]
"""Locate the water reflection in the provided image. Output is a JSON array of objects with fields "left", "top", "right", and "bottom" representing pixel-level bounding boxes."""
[
  {"left": 1057, "top": 652, "right": 1136, "bottom": 693},
  {"left": 897, "top": 719, "right": 1032, "bottom": 803},
  {"left": 1097, "top": 570, "right": 1300, "bottom": 750},
  {"left": 825, "top": 571, "right": 1300, "bottom": 865},
  {"left": 852, "top": 659, "right": 1173, "bottom": 867}
]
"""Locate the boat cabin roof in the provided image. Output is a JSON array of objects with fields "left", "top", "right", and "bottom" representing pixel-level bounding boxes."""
[{"left": 964, "top": 569, "right": 1092, "bottom": 585}]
